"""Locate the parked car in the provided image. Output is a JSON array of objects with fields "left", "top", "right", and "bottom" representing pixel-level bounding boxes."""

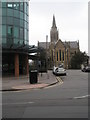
[
  {"left": 82, "top": 65, "right": 90, "bottom": 72},
  {"left": 53, "top": 65, "right": 66, "bottom": 76}
]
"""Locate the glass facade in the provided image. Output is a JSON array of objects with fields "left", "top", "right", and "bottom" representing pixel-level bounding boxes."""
[{"left": 2, "top": 2, "right": 29, "bottom": 47}]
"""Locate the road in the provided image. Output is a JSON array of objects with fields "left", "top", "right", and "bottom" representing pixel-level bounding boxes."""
[{"left": 2, "top": 70, "right": 88, "bottom": 118}]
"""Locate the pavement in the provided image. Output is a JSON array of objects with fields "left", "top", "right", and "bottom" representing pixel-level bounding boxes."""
[{"left": 1, "top": 70, "right": 60, "bottom": 91}]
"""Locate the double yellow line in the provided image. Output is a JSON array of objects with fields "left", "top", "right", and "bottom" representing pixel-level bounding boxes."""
[{"left": 56, "top": 76, "right": 63, "bottom": 85}]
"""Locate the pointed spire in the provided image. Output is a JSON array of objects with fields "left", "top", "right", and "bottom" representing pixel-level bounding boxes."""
[{"left": 52, "top": 14, "right": 56, "bottom": 28}]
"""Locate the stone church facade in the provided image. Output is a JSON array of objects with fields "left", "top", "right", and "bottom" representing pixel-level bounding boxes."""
[{"left": 38, "top": 15, "right": 80, "bottom": 69}]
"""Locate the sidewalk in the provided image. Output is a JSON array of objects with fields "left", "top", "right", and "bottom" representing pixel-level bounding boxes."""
[{"left": 2, "top": 71, "right": 58, "bottom": 91}]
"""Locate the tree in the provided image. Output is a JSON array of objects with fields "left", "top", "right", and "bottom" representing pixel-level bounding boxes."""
[{"left": 70, "top": 51, "right": 88, "bottom": 69}]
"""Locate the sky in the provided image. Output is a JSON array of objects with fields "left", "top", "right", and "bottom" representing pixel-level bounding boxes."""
[{"left": 29, "top": 0, "right": 88, "bottom": 54}]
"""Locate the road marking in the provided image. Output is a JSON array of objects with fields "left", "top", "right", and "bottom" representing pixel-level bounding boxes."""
[
  {"left": 56, "top": 77, "right": 63, "bottom": 85},
  {"left": 73, "top": 95, "right": 90, "bottom": 99},
  {"left": 0, "top": 101, "right": 34, "bottom": 106},
  {"left": 44, "top": 76, "right": 63, "bottom": 89}
]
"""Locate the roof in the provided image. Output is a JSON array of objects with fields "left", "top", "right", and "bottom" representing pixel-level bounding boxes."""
[
  {"left": 38, "top": 42, "right": 50, "bottom": 49},
  {"left": 63, "top": 41, "right": 79, "bottom": 49},
  {"left": 38, "top": 41, "right": 79, "bottom": 49}
]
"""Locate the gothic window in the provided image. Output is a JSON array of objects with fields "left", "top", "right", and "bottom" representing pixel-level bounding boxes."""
[
  {"left": 59, "top": 50, "right": 61, "bottom": 61},
  {"left": 57, "top": 51, "right": 58, "bottom": 61},
  {"left": 51, "top": 50, "right": 53, "bottom": 61},
  {"left": 62, "top": 51, "right": 64, "bottom": 61}
]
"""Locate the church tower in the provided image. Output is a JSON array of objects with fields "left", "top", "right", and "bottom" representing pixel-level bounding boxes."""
[{"left": 50, "top": 15, "right": 59, "bottom": 43}]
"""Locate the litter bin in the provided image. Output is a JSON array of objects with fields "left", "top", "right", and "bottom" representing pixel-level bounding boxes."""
[{"left": 29, "top": 70, "right": 38, "bottom": 84}]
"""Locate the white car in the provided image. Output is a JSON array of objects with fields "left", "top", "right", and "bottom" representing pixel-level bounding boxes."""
[{"left": 53, "top": 65, "right": 66, "bottom": 76}]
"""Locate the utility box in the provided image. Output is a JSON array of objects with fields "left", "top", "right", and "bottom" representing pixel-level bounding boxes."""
[{"left": 29, "top": 70, "right": 38, "bottom": 84}]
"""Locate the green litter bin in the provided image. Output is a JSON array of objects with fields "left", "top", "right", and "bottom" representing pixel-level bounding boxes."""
[{"left": 29, "top": 70, "right": 38, "bottom": 84}]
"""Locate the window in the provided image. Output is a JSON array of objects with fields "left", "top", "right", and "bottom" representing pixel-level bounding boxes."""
[
  {"left": 20, "top": 28, "right": 24, "bottom": 39},
  {"left": 20, "top": 40, "right": 23, "bottom": 45},
  {"left": 62, "top": 51, "right": 64, "bottom": 61},
  {"left": 2, "top": 17, "right": 6, "bottom": 24},
  {"left": 2, "top": 2, "right": 7, "bottom": 7},
  {"left": 20, "top": 12, "right": 23, "bottom": 20},
  {"left": 2, "top": 38, "right": 6, "bottom": 44},
  {"left": 7, "top": 3, "right": 13, "bottom": 8},
  {"left": 24, "top": 3, "right": 27, "bottom": 13},
  {"left": 24, "top": 28, "right": 27, "bottom": 40},
  {"left": 52, "top": 50, "right": 53, "bottom": 61},
  {"left": 67, "top": 49, "right": 68, "bottom": 59},
  {"left": 14, "top": 10, "right": 19, "bottom": 18},
  {"left": 57, "top": 51, "right": 58, "bottom": 61},
  {"left": 2, "top": 25, "right": 6, "bottom": 36},
  {"left": 7, "top": 8, "right": 13, "bottom": 16},
  {"left": 7, "top": 17, "right": 13, "bottom": 24},
  {"left": 2, "top": 8, "right": 6, "bottom": 16},
  {"left": 26, "top": 30, "right": 28, "bottom": 41},
  {"left": 14, "top": 27, "right": 19, "bottom": 38},
  {"left": 59, "top": 50, "right": 61, "bottom": 61},
  {"left": 20, "top": 19, "right": 24, "bottom": 27},
  {"left": 7, "top": 26, "right": 13, "bottom": 37},
  {"left": 13, "top": 3, "right": 19, "bottom": 10},
  {"left": 14, "top": 38, "right": 19, "bottom": 45},
  {"left": 20, "top": 2, "right": 24, "bottom": 11},
  {"left": 14, "top": 18, "right": 20, "bottom": 26}
]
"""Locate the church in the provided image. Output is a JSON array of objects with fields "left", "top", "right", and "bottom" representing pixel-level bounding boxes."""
[{"left": 38, "top": 15, "right": 80, "bottom": 69}]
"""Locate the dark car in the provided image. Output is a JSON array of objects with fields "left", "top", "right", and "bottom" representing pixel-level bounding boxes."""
[{"left": 82, "top": 65, "right": 90, "bottom": 72}]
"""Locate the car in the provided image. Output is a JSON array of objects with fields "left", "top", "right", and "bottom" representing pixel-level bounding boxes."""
[
  {"left": 53, "top": 65, "right": 66, "bottom": 76},
  {"left": 52, "top": 66, "right": 58, "bottom": 74},
  {"left": 81, "top": 65, "right": 90, "bottom": 72}
]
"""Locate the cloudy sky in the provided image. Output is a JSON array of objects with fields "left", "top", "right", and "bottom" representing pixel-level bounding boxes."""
[{"left": 29, "top": 0, "right": 88, "bottom": 54}]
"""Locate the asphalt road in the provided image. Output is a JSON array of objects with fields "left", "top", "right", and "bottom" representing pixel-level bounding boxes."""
[{"left": 2, "top": 70, "right": 88, "bottom": 118}]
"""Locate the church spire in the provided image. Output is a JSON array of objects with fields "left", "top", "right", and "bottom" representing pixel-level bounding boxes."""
[{"left": 52, "top": 15, "right": 56, "bottom": 28}]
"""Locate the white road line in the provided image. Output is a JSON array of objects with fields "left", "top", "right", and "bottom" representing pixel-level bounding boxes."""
[
  {"left": 0, "top": 101, "right": 34, "bottom": 106},
  {"left": 73, "top": 95, "right": 90, "bottom": 99}
]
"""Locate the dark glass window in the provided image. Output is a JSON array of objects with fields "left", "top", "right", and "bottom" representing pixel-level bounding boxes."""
[
  {"left": 20, "top": 28, "right": 24, "bottom": 39},
  {"left": 20, "top": 19, "right": 24, "bottom": 27},
  {"left": 20, "top": 2, "right": 24, "bottom": 11},
  {"left": 2, "top": 38, "right": 6, "bottom": 44},
  {"left": 57, "top": 51, "right": 58, "bottom": 61},
  {"left": 2, "top": 8, "right": 6, "bottom": 16},
  {"left": 14, "top": 38, "right": 19, "bottom": 44},
  {"left": 14, "top": 18, "right": 20, "bottom": 26},
  {"left": 14, "top": 10, "right": 19, "bottom": 18},
  {"left": 14, "top": 27, "right": 19, "bottom": 38},
  {"left": 24, "top": 13, "right": 27, "bottom": 21},
  {"left": 20, "top": 12, "right": 23, "bottom": 20},
  {"left": 7, "top": 17, "right": 13, "bottom": 25},
  {"left": 24, "top": 28, "right": 27, "bottom": 40},
  {"left": 7, "top": 8, "right": 13, "bottom": 16},
  {"left": 20, "top": 40, "right": 23, "bottom": 45},
  {"left": 24, "top": 21, "right": 27, "bottom": 29},
  {"left": 13, "top": 3, "right": 19, "bottom": 10},
  {"left": 26, "top": 22, "right": 28, "bottom": 30},
  {"left": 26, "top": 30, "right": 28, "bottom": 41},
  {"left": 2, "top": 2, "right": 7, "bottom": 7},
  {"left": 2, "top": 25, "right": 6, "bottom": 36},
  {"left": 2, "top": 17, "right": 6, "bottom": 24},
  {"left": 7, "top": 26, "right": 13, "bottom": 37},
  {"left": 59, "top": 50, "right": 61, "bottom": 61},
  {"left": 24, "top": 3, "right": 27, "bottom": 13}
]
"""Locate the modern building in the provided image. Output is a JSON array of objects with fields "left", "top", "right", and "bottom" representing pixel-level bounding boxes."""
[
  {"left": 2, "top": 2, "right": 29, "bottom": 77},
  {"left": 38, "top": 15, "right": 80, "bottom": 69}
]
